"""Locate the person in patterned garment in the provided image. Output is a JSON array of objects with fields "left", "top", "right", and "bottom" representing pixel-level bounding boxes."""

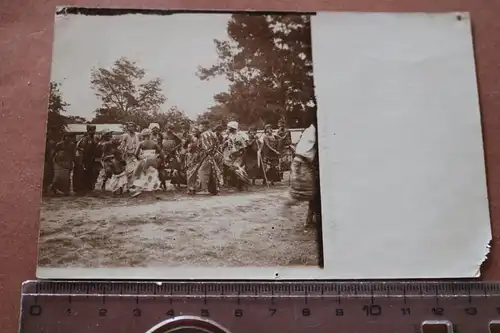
[
  {"left": 223, "top": 121, "right": 250, "bottom": 190},
  {"left": 186, "top": 120, "right": 223, "bottom": 195},
  {"left": 276, "top": 119, "right": 293, "bottom": 178}
]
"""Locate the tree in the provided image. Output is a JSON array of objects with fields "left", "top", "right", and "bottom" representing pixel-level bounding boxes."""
[
  {"left": 46, "top": 81, "right": 69, "bottom": 142},
  {"left": 196, "top": 105, "right": 233, "bottom": 129},
  {"left": 197, "top": 14, "right": 316, "bottom": 128},
  {"left": 91, "top": 105, "right": 192, "bottom": 132},
  {"left": 64, "top": 115, "right": 87, "bottom": 124},
  {"left": 90, "top": 57, "right": 166, "bottom": 123},
  {"left": 151, "top": 106, "right": 193, "bottom": 132}
]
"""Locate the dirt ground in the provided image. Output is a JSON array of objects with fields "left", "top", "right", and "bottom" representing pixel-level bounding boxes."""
[{"left": 37, "top": 181, "right": 320, "bottom": 269}]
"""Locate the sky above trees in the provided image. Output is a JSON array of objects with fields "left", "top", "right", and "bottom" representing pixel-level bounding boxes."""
[
  {"left": 51, "top": 13, "right": 231, "bottom": 120},
  {"left": 49, "top": 12, "right": 317, "bottom": 130}
]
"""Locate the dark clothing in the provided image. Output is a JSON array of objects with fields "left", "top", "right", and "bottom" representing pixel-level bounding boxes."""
[
  {"left": 244, "top": 137, "right": 262, "bottom": 180},
  {"left": 75, "top": 135, "right": 100, "bottom": 193},
  {"left": 50, "top": 141, "right": 74, "bottom": 194}
]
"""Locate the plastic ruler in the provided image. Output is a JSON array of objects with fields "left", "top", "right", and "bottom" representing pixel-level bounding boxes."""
[{"left": 18, "top": 280, "right": 500, "bottom": 332}]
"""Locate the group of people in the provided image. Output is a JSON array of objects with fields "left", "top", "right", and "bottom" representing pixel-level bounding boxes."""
[{"left": 43, "top": 119, "right": 316, "bottom": 199}]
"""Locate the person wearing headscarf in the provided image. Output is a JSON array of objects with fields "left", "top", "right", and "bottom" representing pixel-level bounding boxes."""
[
  {"left": 48, "top": 133, "right": 75, "bottom": 195},
  {"left": 185, "top": 120, "right": 223, "bottom": 195},
  {"left": 243, "top": 126, "right": 262, "bottom": 185},
  {"left": 148, "top": 123, "right": 163, "bottom": 148},
  {"left": 222, "top": 121, "right": 250, "bottom": 190},
  {"left": 261, "top": 123, "right": 281, "bottom": 185},
  {"left": 75, "top": 125, "right": 100, "bottom": 194},
  {"left": 128, "top": 128, "right": 163, "bottom": 197},
  {"left": 119, "top": 121, "right": 140, "bottom": 189}
]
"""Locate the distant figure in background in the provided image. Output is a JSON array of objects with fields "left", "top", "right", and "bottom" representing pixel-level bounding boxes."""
[
  {"left": 276, "top": 119, "right": 293, "bottom": 176},
  {"left": 75, "top": 125, "right": 100, "bottom": 194},
  {"left": 129, "top": 128, "right": 162, "bottom": 197},
  {"left": 48, "top": 134, "right": 74, "bottom": 196},
  {"left": 223, "top": 121, "right": 250, "bottom": 190},
  {"left": 244, "top": 127, "right": 262, "bottom": 185},
  {"left": 283, "top": 120, "right": 319, "bottom": 228},
  {"left": 261, "top": 124, "right": 281, "bottom": 185},
  {"left": 119, "top": 121, "right": 140, "bottom": 189}
]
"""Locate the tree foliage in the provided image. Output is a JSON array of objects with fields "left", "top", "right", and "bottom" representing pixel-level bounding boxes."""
[
  {"left": 90, "top": 58, "right": 164, "bottom": 123},
  {"left": 46, "top": 81, "right": 69, "bottom": 142},
  {"left": 91, "top": 105, "right": 192, "bottom": 131},
  {"left": 89, "top": 57, "right": 190, "bottom": 130},
  {"left": 195, "top": 105, "right": 233, "bottom": 129},
  {"left": 197, "top": 14, "right": 316, "bottom": 128}
]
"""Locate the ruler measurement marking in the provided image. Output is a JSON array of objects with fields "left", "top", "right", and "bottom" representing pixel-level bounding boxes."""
[{"left": 22, "top": 281, "right": 500, "bottom": 332}]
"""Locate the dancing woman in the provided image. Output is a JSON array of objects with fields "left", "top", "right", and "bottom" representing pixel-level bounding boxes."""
[
  {"left": 129, "top": 128, "right": 163, "bottom": 197},
  {"left": 223, "top": 121, "right": 250, "bottom": 190}
]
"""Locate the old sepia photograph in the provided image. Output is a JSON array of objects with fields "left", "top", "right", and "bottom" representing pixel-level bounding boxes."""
[
  {"left": 38, "top": 9, "right": 491, "bottom": 279},
  {"left": 37, "top": 9, "right": 323, "bottom": 278}
]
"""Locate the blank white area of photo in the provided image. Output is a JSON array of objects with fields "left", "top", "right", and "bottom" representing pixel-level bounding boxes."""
[
  {"left": 314, "top": 11, "right": 491, "bottom": 278},
  {"left": 37, "top": 11, "right": 491, "bottom": 280}
]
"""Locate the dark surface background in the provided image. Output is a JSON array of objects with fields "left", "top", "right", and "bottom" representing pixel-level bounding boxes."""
[{"left": 1, "top": 1, "right": 500, "bottom": 332}]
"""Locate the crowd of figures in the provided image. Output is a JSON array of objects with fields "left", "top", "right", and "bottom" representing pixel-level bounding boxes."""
[{"left": 43, "top": 117, "right": 320, "bottom": 225}]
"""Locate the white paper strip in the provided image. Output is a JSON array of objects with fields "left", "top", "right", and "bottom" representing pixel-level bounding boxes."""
[{"left": 313, "top": 12, "right": 491, "bottom": 278}]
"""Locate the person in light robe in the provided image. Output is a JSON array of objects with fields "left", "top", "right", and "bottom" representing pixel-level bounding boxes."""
[
  {"left": 283, "top": 113, "right": 320, "bottom": 228},
  {"left": 119, "top": 122, "right": 140, "bottom": 190},
  {"left": 129, "top": 128, "right": 163, "bottom": 197}
]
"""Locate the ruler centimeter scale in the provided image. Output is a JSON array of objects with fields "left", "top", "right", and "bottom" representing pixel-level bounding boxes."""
[{"left": 18, "top": 280, "right": 500, "bottom": 333}]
